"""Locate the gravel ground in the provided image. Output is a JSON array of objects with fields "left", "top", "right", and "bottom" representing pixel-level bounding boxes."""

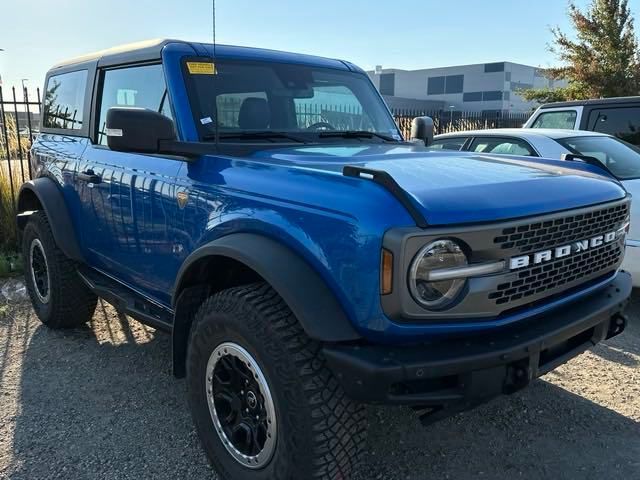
[{"left": 0, "top": 279, "right": 638, "bottom": 480}]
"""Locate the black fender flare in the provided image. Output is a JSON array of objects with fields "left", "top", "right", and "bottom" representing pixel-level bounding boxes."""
[
  {"left": 16, "top": 178, "right": 84, "bottom": 262},
  {"left": 171, "top": 233, "right": 361, "bottom": 375}
]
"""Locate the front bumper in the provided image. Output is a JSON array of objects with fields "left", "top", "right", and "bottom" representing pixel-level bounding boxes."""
[
  {"left": 623, "top": 240, "right": 640, "bottom": 287},
  {"left": 324, "top": 271, "right": 632, "bottom": 422}
]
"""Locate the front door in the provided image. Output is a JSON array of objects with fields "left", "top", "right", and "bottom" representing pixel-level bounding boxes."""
[{"left": 79, "top": 63, "right": 182, "bottom": 304}]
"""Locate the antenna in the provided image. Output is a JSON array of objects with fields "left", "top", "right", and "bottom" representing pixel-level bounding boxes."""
[
  {"left": 212, "top": 0, "right": 216, "bottom": 58},
  {"left": 212, "top": 0, "right": 220, "bottom": 149}
]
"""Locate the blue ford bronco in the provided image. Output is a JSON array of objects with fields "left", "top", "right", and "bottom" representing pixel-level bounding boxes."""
[{"left": 18, "top": 39, "right": 632, "bottom": 479}]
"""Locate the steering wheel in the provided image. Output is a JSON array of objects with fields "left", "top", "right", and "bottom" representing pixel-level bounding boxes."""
[{"left": 307, "top": 122, "right": 336, "bottom": 131}]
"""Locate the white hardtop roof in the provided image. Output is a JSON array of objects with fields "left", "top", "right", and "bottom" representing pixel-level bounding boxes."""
[{"left": 435, "top": 128, "right": 611, "bottom": 140}]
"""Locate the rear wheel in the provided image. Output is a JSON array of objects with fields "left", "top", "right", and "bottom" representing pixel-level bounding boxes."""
[
  {"left": 22, "top": 212, "right": 97, "bottom": 328},
  {"left": 187, "top": 283, "right": 366, "bottom": 480}
]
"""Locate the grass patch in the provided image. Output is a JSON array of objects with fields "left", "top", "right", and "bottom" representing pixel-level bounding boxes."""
[{"left": 0, "top": 166, "right": 20, "bottom": 253}]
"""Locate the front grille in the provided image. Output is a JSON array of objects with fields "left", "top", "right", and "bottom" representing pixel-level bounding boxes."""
[
  {"left": 488, "top": 242, "right": 622, "bottom": 305},
  {"left": 493, "top": 203, "right": 629, "bottom": 254}
]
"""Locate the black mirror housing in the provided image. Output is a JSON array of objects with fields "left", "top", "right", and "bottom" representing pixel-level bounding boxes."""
[
  {"left": 106, "top": 107, "right": 177, "bottom": 153},
  {"left": 410, "top": 116, "right": 435, "bottom": 146}
]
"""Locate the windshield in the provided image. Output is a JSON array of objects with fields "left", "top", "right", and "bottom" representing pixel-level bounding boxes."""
[
  {"left": 184, "top": 59, "right": 402, "bottom": 143},
  {"left": 556, "top": 135, "right": 640, "bottom": 180}
]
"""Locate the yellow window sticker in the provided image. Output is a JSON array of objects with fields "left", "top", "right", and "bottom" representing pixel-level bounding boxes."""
[{"left": 186, "top": 62, "right": 216, "bottom": 75}]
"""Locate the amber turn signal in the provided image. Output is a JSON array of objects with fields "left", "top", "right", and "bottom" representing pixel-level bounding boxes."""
[{"left": 381, "top": 249, "right": 393, "bottom": 295}]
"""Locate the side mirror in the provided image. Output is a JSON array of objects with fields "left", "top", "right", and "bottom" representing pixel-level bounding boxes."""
[
  {"left": 410, "top": 116, "right": 434, "bottom": 146},
  {"left": 106, "top": 107, "right": 177, "bottom": 154}
]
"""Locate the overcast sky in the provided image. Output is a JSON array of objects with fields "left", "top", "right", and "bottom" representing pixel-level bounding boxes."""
[{"left": 1, "top": 0, "right": 638, "bottom": 94}]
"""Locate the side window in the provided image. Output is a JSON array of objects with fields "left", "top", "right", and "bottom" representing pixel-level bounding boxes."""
[
  {"left": 97, "top": 64, "right": 173, "bottom": 145},
  {"left": 43, "top": 70, "right": 88, "bottom": 131},
  {"left": 531, "top": 110, "right": 577, "bottom": 129},
  {"left": 470, "top": 137, "right": 536, "bottom": 156},
  {"left": 588, "top": 107, "right": 640, "bottom": 145},
  {"left": 429, "top": 137, "right": 467, "bottom": 151}
]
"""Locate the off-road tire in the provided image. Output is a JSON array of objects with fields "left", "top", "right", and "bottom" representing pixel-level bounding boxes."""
[
  {"left": 22, "top": 211, "right": 97, "bottom": 328},
  {"left": 187, "top": 282, "right": 366, "bottom": 480}
]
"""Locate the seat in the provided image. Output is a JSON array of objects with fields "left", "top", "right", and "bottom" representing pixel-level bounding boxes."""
[{"left": 238, "top": 97, "right": 270, "bottom": 130}]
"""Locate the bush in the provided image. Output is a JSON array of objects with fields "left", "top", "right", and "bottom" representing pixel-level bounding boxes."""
[
  {"left": 0, "top": 167, "right": 19, "bottom": 252},
  {"left": 0, "top": 114, "right": 29, "bottom": 161},
  {"left": 1, "top": 114, "right": 31, "bottom": 260}
]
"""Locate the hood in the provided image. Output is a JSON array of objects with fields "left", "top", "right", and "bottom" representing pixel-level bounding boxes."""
[{"left": 250, "top": 144, "right": 627, "bottom": 226}]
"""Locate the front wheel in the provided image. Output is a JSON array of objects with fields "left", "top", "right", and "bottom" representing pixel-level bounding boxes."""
[{"left": 187, "top": 283, "right": 366, "bottom": 480}]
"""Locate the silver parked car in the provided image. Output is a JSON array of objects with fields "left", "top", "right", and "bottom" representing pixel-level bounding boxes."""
[{"left": 432, "top": 128, "right": 640, "bottom": 286}]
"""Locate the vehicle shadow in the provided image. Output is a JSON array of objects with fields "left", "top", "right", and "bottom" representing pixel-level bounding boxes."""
[
  {"left": 4, "top": 300, "right": 213, "bottom": 480},
  {"left": 4, "top": 300, "right": 640, "bottom": 480},
  {"left": 588, "top": 295, "right": 640, "bottom": 367},
  {"left": 357, "top": 379, "right": 640, "bottom": 480}
]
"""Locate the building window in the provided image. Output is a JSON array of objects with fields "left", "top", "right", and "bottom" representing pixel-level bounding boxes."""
[
  {"left": 503, "top": 91, "right": 511, "bottom": 101},
  {"left": 511, "top": 81, "right": 533, "bottom": 90},
  {"left": 482, "top": 91, "right": 503, "bottom": 101},
  {"left": 379, "top": 73, "right": 395, "bottom": 96},
  {"left": 484, "top": 62, "right": 505, "bottom": 73},
  {"left": 427, "top": 76, "right": 445, "bottom": 95},
  {"left": 445, "top": 75, "right": 464, "bottom": 94},
  {"left": 463, "top": 92, "right": 483, "bottom": 102},
  {"left": 505, "top": 72, "right": 512, "bottom": 81}
]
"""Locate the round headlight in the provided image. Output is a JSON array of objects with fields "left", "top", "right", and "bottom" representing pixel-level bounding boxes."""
[{"left": 409, "top": 239, "right": 468, "bottom": 309}]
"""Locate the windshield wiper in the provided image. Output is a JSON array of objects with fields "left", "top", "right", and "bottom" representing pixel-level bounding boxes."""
[
  {"left": 203, "top": 131, "right": 308, "bottom": 143},
  {"left": 318, "top": 130, "right": 399, "bottom": 142}
]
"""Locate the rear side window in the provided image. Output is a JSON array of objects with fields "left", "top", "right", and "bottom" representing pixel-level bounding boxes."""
[
  {"left": 97, "top": 64, "right": 172, "bottom": 145},
  {"left": 588, "top": 107, "right": 640, "bottom": 146},
  {"left": 531, "top": 110, "right": 577, "bottom": 129},
  {"left": 43, "top": 70, "right": 88, "bottom": 130},
  {"left": 429, "top": 137, "right": 467, "bottom": 151},
  {"left": 470, "top": 137, "right": 537, "bottom": 156}
]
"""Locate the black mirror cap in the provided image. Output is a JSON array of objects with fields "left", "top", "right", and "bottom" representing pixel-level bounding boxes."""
[
  {"left": 106, "top": 107, "right": 177, "bottom": 154},
  {"left": 410, "top": 116, "right": 435, "bottom": 146}
]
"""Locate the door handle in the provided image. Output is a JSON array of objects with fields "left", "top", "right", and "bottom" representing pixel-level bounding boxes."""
[{"left": 78, "top": 170, "right": 102, "bottom": 184}]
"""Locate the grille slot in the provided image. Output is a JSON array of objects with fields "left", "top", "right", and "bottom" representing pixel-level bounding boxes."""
[
  {"left": 488, "top": 242, "right": 622, "bottom": 305},
  {"left": 493, "top": 203, "right": 629, "bottom": 254}
]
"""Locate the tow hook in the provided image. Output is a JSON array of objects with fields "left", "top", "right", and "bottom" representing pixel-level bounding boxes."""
[
  {"left": 504, "top": 361, "right": 532, "bottom": 394},
  {"left": 606, "top": 313, "right": 628, "bottom": 339}
]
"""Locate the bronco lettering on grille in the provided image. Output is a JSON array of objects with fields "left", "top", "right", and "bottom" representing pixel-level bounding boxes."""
[{"left": 509, "top": 230, "right": 621, "bottom": 270}]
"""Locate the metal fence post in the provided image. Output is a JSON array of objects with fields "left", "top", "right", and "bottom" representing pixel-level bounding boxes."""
[
  {"left": 11, "top": 86, "right": 26, "bottom": 184},
  {"left": 0, "top": 86, "right": 16, "bottom": 205},
  {"left": 23, "top": 86, "right": 34, "bottom": 179}
]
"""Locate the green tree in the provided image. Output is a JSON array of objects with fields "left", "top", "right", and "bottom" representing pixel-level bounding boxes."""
[{"left": 521, "top": 0, "right": 640, "bottom": 103}]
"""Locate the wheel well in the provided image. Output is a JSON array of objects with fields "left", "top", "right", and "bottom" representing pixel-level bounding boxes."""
[
  {"left": 16, "top": 189, "right": 43, "bottom": 232},
  {"left": 172, "top": 255, "right": 264, "bottom": 378},
  {"left": 177, "top": 255, "right": 263, "bottom": 297},
  {"left": 17, "top": 188, "right": 43, "bottom": 213}
]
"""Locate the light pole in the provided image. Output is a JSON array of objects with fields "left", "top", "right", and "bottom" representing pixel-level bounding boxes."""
[
  {"left": 21, "top": 78, "right": 28, "bottom": 97},
  {"left": 448, "top": 105, "right": 456, "bottom": 130}
]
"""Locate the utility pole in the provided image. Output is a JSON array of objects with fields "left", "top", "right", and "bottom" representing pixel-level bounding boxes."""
[{"left": 0, "top": 49, "right": 4, "bottom": 87}]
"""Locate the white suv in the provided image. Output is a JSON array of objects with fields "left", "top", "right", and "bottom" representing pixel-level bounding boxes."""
[{"left": 524, "top": 96, "right": 640, "bottom": 147}]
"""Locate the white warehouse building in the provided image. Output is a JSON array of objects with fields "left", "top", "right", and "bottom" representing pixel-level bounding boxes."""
[{"left": 367, "top": 62, "right": 565, "bottom": 114}]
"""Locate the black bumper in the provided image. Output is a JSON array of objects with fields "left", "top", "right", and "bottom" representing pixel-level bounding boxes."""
[{"left": 323, "top": 271, "right": 632, "bottom": 420}]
